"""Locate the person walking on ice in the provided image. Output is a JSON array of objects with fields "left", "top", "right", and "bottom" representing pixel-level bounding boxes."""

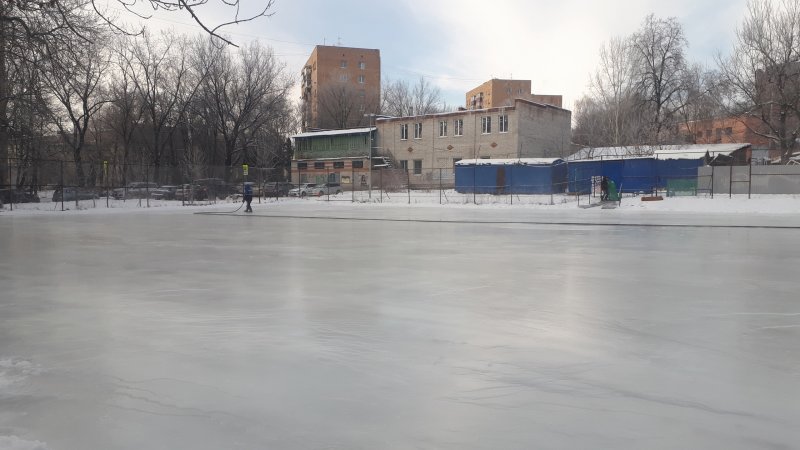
[{"left": 243, "top": 182, "right": 254, "bottom": 213}]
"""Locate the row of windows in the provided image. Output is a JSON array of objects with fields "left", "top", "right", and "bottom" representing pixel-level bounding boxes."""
[
  {"left": 341, "top": 60, "right": 367, "bottom": 70},
  {"left": 339, "top": 74, "right": 367, "bottom": 83},
  {"left": 399, "top": 115, "right": 508, "bottom": 140},
  {"left": 696, "top": 127, "right": 734, "bottom": 139},
  {"left": 297, "top": 160, "right": 365, "bottom": 170},
  {"left": 398, "top": 158, "right": 462, "bottom": 175}
]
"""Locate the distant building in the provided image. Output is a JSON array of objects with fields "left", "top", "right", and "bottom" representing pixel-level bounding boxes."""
[
  {"left": 465, "top": 79, "right": 562, "bottom": 110},
  {"left": 300, "top": 45, "right": 381, "bottom": 131},
  {"left": 679, "top": 116, "right": 772, "bottom": 161},
  {"left": 375, "top": 98, "right": 572, "bottom": 174},
  {"left": 290, "top": 127, "right": 376, "bottom": 186}
]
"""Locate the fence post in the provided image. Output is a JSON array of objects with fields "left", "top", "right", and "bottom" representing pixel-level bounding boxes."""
[
  {"left": 509, "top": 165, "right": 513, "bottom": 205},
  {"left": 60, "top": 160, "right": 64, "bottom": 211},
  {"left": 473, "top": 165, "right": 476, "bottom": 205},
  {"left": 327, "top": 167, "right": 330, "bottom": 202},
  {"left": 352, "top": 166, "right": 355, "bottom": 203},
  {"left": 729, "top": 164, "right": 733, "bottom": 199},
  {"left": 407, "top": 168, "right": 411, "bottom": 204},
  {"left": 710, "top": 166, "right": 714, "bottom": 199},
  {"left": 7, "top": 163, "right": 12, "bottom": 211},
  {"left": 748, "top": 163, "right": 752, "bottom": 199},
  {"left": 146, "top": 164, "right": 151, "bottom": 207},
  {"left": 379, "top": 168, "right": 383, "bottom": 203},
  {"left": 439, "top": 168, "right": 442, "bottom": 205}
]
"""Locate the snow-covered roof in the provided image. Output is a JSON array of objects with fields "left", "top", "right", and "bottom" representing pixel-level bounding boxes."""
[
  {"left": 292, "top": 127, "right": 375, "bottom": 139},
  {"left": 566, "top": 144, "right": 750, "bottom": 161},
  {"left": 455, "top": 158, "right": 564, "bottom": 166}
]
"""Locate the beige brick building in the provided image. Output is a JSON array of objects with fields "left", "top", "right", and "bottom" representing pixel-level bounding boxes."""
[
  {"left": 301, "top": 45, "right": 381, "bottom": 131},
  {"left": 375, "top": 99, "right": 571, "bottom": 172},
  {"left": 466, "top": 79, "right": 562, "bottom": 109}
]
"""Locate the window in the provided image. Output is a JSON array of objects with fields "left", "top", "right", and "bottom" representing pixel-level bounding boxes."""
[
  {"left": 414, "top": 122, "right": 422, "bottom": 139},
  {"left": 715, "top": 128, "right": 722, "bottom": 141},
  {"left": 439, "top": 120, "right": 447, "bottom": 137},
  {"left": 339, "top": 74, "right": 348, "bottom": 82},
  {"left": 725, "top": 127, "right": 733, "bottom": 135},
  {"left": 481, "top": 116, "right": 491, "bottom": 134},
  {"left": 297, "top": 162, "right": 308, "bottom": 169},
  {"left": 358, "top": 61, "right": 366, "bottom": 70},
  {"left": 340, "top": 60, "right": 347, "bottom": 68},
  {"left": 400, "top": 124, "right": 408, "bottom": 140},
  {"left": 358, "top": 75, "right": 365, "bottom": 84},
  {"left": 705, "top": 129, "right": 712, "bottom": 138},
  {"left": 413, "top": 159, "right": 422, "bottom": 175},
  {"left": 333, "top": 161, "right": 345, "bottom": 169},
  {"left": 454, "top": 119, "right": 463, "bottom": 136},
  {"left": 300, "top": 174, "right": 308, "bottom": 183},
  {"left": 399, "top": 160, "right": 408, "bottom": 170},
  {"left": 499, "top": 114, "right": 509, "bottom": 133},
  {"left": 314, "top": 161, "right": 325, "bottom": 169},
  {"left": 352, "top": 160, "right": 364, "bottom": 169},
  {"left": 359, "top": 104, "right": 365, "bottom": 112}
]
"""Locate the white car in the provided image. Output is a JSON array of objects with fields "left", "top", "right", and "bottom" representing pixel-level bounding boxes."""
[{"left": 288, "top": 183, "right": 317, "bottom": 197}]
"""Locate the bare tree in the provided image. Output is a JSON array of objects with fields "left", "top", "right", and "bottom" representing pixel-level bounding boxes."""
[
  {"left": 40, "top": 35, "right": 110, "bottom": 186},
  {"left": 93, "top": 0, "right": 275, "bottom": 47},
  {"left": 122, "top": 30, "right": 198, "bottom": 170},
  {"left": 589, "top": 37, "right": 642, "bottom": 146},
  {"left": 718, "top": 0, "right": 800, "bottom": 163},
  {"left": 631, "top": 14, "right": 689, "bottom": 143},
  {"left": 382, "top": 77, "right": 446, "bottom": 117},
  {"left": 195, "top": 39, "right": 293, "bottom": 168}
]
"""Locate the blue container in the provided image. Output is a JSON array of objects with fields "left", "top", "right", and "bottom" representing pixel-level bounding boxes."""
[{"left": 455, "top": 159, "right": 566, "bottom": 194}]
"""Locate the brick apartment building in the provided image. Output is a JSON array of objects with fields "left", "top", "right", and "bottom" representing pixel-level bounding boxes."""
[
  {"left": 465, "top": 79, "right": 562, "bottom": 110},
  {"left": 300, "top": 45, "right": 381, "bottom": 131},
  {"left": 680, "top": 116, "right": 773, "bottom": 161},
  {"left": 375, "top": 98, "right": 572, "bottom": 174}
]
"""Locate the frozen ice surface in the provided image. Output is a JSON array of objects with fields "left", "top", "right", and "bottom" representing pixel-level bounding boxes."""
[{"left": 1, "top": 203, "right": 800, "bottom": 449}]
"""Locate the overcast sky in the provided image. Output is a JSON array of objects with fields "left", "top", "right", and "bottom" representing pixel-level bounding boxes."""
[{"left": 115, "top": 0, "right": 751, "bottom": 111}]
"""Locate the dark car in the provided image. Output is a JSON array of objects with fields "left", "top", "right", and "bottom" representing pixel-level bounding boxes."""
[
  {"left": 150, "top": 185, "right": 179, "bottom": 200},
  {"left": 195, "top": 178, "right": 236, "bottom": 199},
  {"left": 0, "top": 188, "right": 40, "bottom": 203},
  {"left": 174, "top": 184, "right": 208, "bottom": 201},
  {"left": 263, "top": 182, "right": 292, "bottom": 197},
  {"left": 112, "top": 182, "right": 159, "bottom": 200},
  {"left": 52, "top": 187, "right": 96, "bottom": 202}
]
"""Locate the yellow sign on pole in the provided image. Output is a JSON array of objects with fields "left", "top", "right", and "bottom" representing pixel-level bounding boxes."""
[{"left": 242, "top": 164, "right": 249, "bottom": 176}]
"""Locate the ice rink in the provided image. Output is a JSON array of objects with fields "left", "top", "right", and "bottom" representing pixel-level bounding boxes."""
[{"left": 2, "top": 203, "right": 800, "bottom": 449}]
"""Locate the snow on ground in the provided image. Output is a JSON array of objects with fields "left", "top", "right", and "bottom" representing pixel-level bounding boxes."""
[{"left": 2, "top": 190, "right": 799, "bottom": 215}]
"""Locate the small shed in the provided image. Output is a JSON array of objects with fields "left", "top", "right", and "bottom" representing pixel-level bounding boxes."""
[{"left": 455, "top": 158, "right": 567, "bottom": 194}]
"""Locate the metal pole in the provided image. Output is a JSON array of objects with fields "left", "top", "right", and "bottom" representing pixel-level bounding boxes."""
[
  {"left": 509, "top": 165, "right": 513, "bottom": 205},
  {"left": 352, "top": 166, "right": 355, "bottom": 203},
  {"left": 326, "top": 167, "right": 330, "bottom": 201},
  {"left": 473, "top": 164, "right": 476, "bottom": 204},
  {"left": 748, "top": 163, "right": 752, "bottom": 199},
  {"left": 379, "top": 168, "right": 383, "bottom": 203},
  {"left": 710, "top": 166, "right": 714, "bottom": 199},
  {"left": 407, "top": 168, "right": 411, "bottom": 204},
  {"left": 439, "top": 168, "right": 442, "bottom": 205},
  {"left": 729, "top": 164, "right": 733, "bottom": 198},
  {"left": 60, "top": 160, "right": 64, "bottom": 211},
  {"left": 7, "top": 163, "right": 12, "bottom": 211}
]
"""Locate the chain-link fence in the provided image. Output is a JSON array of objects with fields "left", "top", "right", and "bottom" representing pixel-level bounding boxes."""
[{"left": 3, "top": 158, "right": 800, "bottom": 211}]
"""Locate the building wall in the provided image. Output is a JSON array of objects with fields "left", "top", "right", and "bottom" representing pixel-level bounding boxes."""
[
  {"left": 376, "top": 99, "right": 572, "bottom": 170},
  {"left": 679, "top": 116, "right": 774, "bottom": 160},
  {"left": 294, "top": 132, "right": 373, "bottom": 159},
  {"left": 465, "top": 79, "right": 563, "bottom": 109},
  {"left": 517, "top": 102, "right": 573, "bottom": 158},
  {"left": 301, "top": 46, "right": 381, "bottom": 131}
]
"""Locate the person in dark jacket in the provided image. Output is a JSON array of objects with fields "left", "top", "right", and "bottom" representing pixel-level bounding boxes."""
[
  {"left": 600, "top": 176, "right": 609, "bottom": 201},
  {"left": 243, "top": 182, "right": 254, "bottom": 212}
]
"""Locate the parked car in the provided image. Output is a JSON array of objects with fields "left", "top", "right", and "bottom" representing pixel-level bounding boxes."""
[
  {"left": 174, "top": 184, "right": 207, "bottom": 201},
  {"left": 112, "top": 182, "right": 159, "bottom": 200},
  {"left": 288, "top": 183, "right": 317, "bottom": 197},
  {"left": 263, "top": 182, "right": 292, "bottom": 197},
  {"left": 0, "top": 188, "right": 40, "bottom": 203},
  {"left": 150, "top": 185, "right": 179, "bottom": 200},
  {"left": 309, "top": 182, "right": 343, "bottom": 196},
  {"left": 52, "top": 187, "right": 96, "bottom": 202},
  {"left": 195, "top": 178, "right": 236, "bottom": 199}
]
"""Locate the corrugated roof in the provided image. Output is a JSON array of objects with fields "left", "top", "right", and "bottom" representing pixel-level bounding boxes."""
[
  {"left": 566, "top": 144, "right": 750, "bottom": 161},
  {"left": 455, "top": 158, "right": 564, "bottom": 166},
  {"left": 292, "top": 127, "right": 375, "bottom": 139}
]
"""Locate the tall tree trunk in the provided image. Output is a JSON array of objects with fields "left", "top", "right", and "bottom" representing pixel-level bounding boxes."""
[{"left": 0, "top": 19, "right": 9, "bottom": 187}]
